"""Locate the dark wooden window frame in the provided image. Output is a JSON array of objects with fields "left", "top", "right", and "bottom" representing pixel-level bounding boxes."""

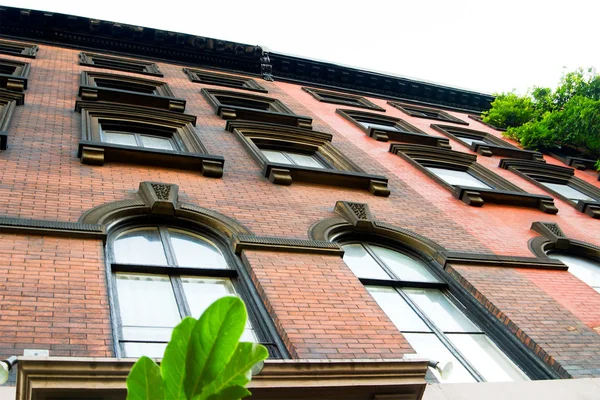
[
  {"left": 75, "top": 101, "right": 224, "bottom": 178},
  {"left": 389, "top": 144, "right": 557, "bottom": 213},
  {"left": 0, "top": 58, "right": 30, "bottom": 91},
  {"left": 302, "top": 87, "right": 385, "bottom": 111},
  {"left": 0, "top": 89, "right": 25, "bottom": 150},
  {"left": 79, "top": 71, "right": 186, "bottom": 112},
  {"left": 336, "top": 108, "right": 450, "bottom": 148},
  {"left": 546, "top": 150, "right": 598, "bottom": 171},
  {"left": 388, "top": 101, "right": 469, "bottom": 125},
  {"left": 79, "top": 52, "right": 163, "bottom": 77},
  {"left": 431, "top": 124, "right": 544, "bottom": 161},
  {"left": 106, "top": 221, "right": 285, "bottom": 359},
  {"left": 202, "top": 88, "right": 313, "bottom": 129},
  {"left": 184, "top": 68, "right": 267, "bottom": 93},
  {"left": 0, "top": 39, "right": 38, "bottom": 58},
  {"left": 226, "top": 120, "right": 390, "bottom": 196},
  {"left": 499, "top": 159, "right": 600, "bottom": 218}
]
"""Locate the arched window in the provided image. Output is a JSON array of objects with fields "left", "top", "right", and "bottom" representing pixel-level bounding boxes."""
[
  {"left": 546, "top": 252, "right": 600, "bottom": 293},
  {"left": 107, "top": 225, "right": 277, "bottom": 358},
  {"left": 341, "top": 242, "right": 529, "bottom": 383}
]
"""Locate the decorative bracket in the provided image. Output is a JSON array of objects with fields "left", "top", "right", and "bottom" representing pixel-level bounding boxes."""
[
  {"left": 260, "top": 52, "right": 274, "bottom": 82},
  {"left": 138, "top": 181, "right": 179, "bottom": 216},
  {"left": 334, "top": 201, "right": 374, "bottom": 231},
  {"left": 576, "top": 200, "right": 600, "bottom": 219}
]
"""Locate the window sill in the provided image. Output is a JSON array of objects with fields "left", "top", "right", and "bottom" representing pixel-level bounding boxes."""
[
  {"left": 470, "top": 142, "right": 544, "bottom": 161},
  {"left": 453, "top": 186, "right": 558, "bottom": 214},
  {"left": 262, "top": 162, "right": 390, "bottom": 197},
  {"left": 77, "top": 141, "right": 224, "bottom": 178},
  {"left": 372, "top": 128, "right": 450, "bottom": 148},
  {"left": 79, "top": 85, "right": 186, "bottom": 112}
]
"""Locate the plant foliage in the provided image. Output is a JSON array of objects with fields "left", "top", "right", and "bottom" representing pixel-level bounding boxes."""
[
  {"left": 482, "top": 68, "right": 600, "bottom": 170},
  {"left": 126, "top": 296, "right": 268, "bottom": 400}
]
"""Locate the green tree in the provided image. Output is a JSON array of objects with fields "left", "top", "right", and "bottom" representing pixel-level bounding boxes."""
[
  {"left": 126, "top": 296, "right": 268, "bottom": 400},
  {"left": 482, "top": 68, "right": 600, "bottom": 170}
]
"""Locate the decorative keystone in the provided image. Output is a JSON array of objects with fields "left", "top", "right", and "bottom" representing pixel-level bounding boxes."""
[
  {"left": 530, "top": 221, "right": 569, "bottom": 248},
  {"left": 138, "top": 181, "right": 179, "bottom": 216},
  {"left": 335, "top": 201, "right": 373, "bottom": 231}
]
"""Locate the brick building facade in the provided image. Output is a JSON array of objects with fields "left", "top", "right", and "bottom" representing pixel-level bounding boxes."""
[{"left": 0, "top": 5, "right": 599, "bottom": 400}]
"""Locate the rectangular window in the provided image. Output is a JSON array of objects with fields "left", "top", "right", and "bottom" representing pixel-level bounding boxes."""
[
  {"left": 0, "top": 39, "right": 38, "bottom": 58},
  {"left": 540, "top": 182, "right": 594, "bottom": 202},
  {"left": 79, "top": 52, "right": 163, "bottom": 76},
  {"left": 303, "top": 87, "right": 385, "bottom": 111},
  {"left": 388, "top": 101, "right": 468, "bottom": 125},
  {"left": 184, "top": 68, "right": 267, "bottom": 93},
  {"left": 426, "top": 167, "right": 492, "bottom": 189},
  {"left": 262, "top": 149, "right": 326, "bottom": 169}
]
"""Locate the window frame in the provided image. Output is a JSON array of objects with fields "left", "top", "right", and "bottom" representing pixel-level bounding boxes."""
[
  {"left": 202, "top": 88, "right": 313, "bottom": 128},
  {"left": 184, "top": 68, "right": 267, "bottom": 93},
  {"left": 468, "top": 114, "right": 507, "bottom": 132},
  {"left": 0, "top": 89, "right": 24, "bottom": 150},
  {"left": 75, "top": 101, "right": 224, "bottom": 177},
  {"left": 0, "top": 39, "right": 38, "bottom": 58},
  {"left": 388, "top": 101, "right": 468, "bottom": 125},
  {"left": 335, "top": 236, "right": 533, "bottom": 383},
  {"left": 390, "top": 144, "right": 558, "bottom": 213},
  {"left": 226, "top": 120, "right": 390, "bottom": 196},
  {"left": 500, "top": 159, "right": 600, "bottom": 218},
  {"left": 0, "top": 58, "right": 30, "bottom": 91},
  {"left": 106, "top": 221, "right": 285, "bottom": 359},
  {"left": 79, "top": 52, "right": 163, "bottom": 77},
  {"left": 79, "top": 71, "right": 185, "bottom": 112},
  {"left": 336, "top": 108, "right": 450, "bottom": 148},
  {"left": 431, "top": 124, "right": 544, "bottom": 161},
  {"left": 303, "top": 87, "right": 385, "bottom": 111}
]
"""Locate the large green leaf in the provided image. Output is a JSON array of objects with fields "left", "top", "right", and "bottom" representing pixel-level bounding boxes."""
[
  {"left": 126, "top": 356, "right": 165, "bottom": 400},
  {"left": 197, "top": 342, "right": 268, "bottom": 400},
  {"left": 161, "top": 317, "right": 196, "bottom": 400},
  {"left": 202, "top": 385, "right": 251, "bottom": 400},
  {"left": 184, "top": 296, "right": 247, "bottom": 400}
]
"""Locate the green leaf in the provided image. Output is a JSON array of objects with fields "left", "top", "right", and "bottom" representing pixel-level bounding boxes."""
[
  {"left": 202, "top": 385, "right": 252, "bottom": 400},
  {"left": 198, "top": 342, "right": 268, "bottom": 400},
  {"left": 126, "top": 356, "right": 165, "bottom": 400},
  {"left": 161, "top": 317, "right": 196, "bottom": 400},
  {"left": 184, "top": 296, "right": 248, "bottom": 400}
]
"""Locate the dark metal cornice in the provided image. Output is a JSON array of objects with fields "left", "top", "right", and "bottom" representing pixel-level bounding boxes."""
[{"left": 0, "top": 5, "right": 494, "bottom": 112}]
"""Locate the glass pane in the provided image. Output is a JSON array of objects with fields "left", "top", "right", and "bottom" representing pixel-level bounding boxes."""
[
  {"left": 168, "top": 229, "right": 228, "bottom": 269},
  {"left": 262, "top": 149, "right": 291, "bottom": 164},
  {"left": 122, "top": 342, "right": 167, "bottom": 358},
  {"left": 371, "top": 246, "right": 438, "bottom": 283},
  {"left": 103, "top": 131, "right": 138, "bottom": 147},
  {"left": 113, "top": 227, "right": 167, "bottom": 265},
  {"left": 448, "top": 334, "right": 529, "bottom": 382},
  {"left": 140, "top": 135, "right": 174, "bottom": 151},
  {"left": 426, "top": 167, "right": 492, "bottom": 189},
  {"left": 458, "top": 136, "right": 488, "bottom": 146},
  {"left": 341, "top": 244, "right": 390, "bottom": 280},
  {"left": 403, "top": 333, "right": 476, "bottom": 383},
  {"left": 367, "top": 286, "right": 430, "bottom": 332},
  {"left": 404, "top": 289, "right": 479, "bottom": 332},
  {"left": 547, "top": 253, "right": 600, "bottom": 293},
  {"left": 359, "top": 121, "right": 399, "bottom": 131},
  {"left": 116, "top": 274, "right": 181, "bottom": 338},
  {"left": 540, "top": 182, "right": 594, "bottom": 202},
  {"left": 287, "top": 152, "right": 325, "bottom": 169},
  {"left": 182, "top": 277, "right": 257, "bottom": 341}
]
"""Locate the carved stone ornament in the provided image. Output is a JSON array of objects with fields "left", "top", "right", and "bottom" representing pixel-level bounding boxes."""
[
  {"left": 138, "top": 181, "right": 179, "bottom": 215},
  {"left": 260, "top": 52, "right": 274, "bottom": 82},
  {"left": 530, "top": 221, "right": 570, "bottom": 248},
  {"left": 334, "top": 201, "right": 374, "bottom": 231}
]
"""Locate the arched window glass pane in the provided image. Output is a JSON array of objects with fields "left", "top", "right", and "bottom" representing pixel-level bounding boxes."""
[
  {"left": 182, "top": 277, "right": 257, "bottom": 341},
  {"left": 371, "top": 245, "right": 438, "bottom": 282},
  {"left": 341, "top": 244, "right": 390, "bottom": 280},
  {"left": 168, "top": 229, "right": 228, "bottom": 269},
  {"left": 367, "top": 286, "right": 429, "bottom": 331},
  {"left": 448, "top": 334, "right": 529, "bottom": 382},
  {"left": 402, "top": 333, "right": 476, "bottom": 383},
  {"left": 404, "top": 288, "right": 479, "bottom": 332},
  {"left": 116, "top": 273, "right": 181, "bottom": 357},
  {"left": 547, "top": 252, "right": 600, "bottom": 293},
  {"left": 113, "top": 227, "right": 167, "bottom": 265}
]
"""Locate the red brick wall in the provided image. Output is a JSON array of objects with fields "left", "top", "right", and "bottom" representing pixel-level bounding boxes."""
[
  {"left": 241, "top": 250, "right": 413, "bottom": 359},
  {"left": 0, "top": 234, "right": 112, "bottom": 359},
  {"left": 448, "top": 263, "right": 600, "bottom": 377}
]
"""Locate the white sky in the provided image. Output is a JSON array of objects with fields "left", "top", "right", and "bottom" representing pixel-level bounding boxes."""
[{"left": 2, "top": 0, "right": 600, "bottom": 95}]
